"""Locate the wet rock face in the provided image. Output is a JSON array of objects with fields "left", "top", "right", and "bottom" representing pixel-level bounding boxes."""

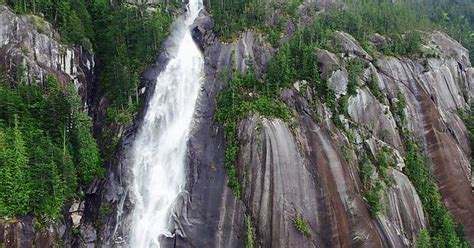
[
  {"left": 96, "top": 10, "right": 248, "bottom": 247},
  {"left": 376, "top": 55, "right": 474, "bottom": 242},
  {"left": 237, "top": 116, "right": 320, "bottom": 247},
  {"left": 376, "top": 169, "right": 426, "bottom": 247},
  {"left": 0, "top": 5, "right": 95, "bottom": 108},
  {"left": 169, "top": 65, "right": 245, "bottom": 248},
  {"left": 296, "top": 116, "right": 384, "bottom": 247},
  {"left": 0, "top": 217, "right": 59, "bottom": 247}
]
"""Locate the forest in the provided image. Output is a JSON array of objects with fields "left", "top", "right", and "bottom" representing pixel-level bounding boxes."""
[
  {"left": 0, "top": 0, "right": 177, "bottom": 219},
  {"left": 0, "top": 75, "right": 102, "bottom": 218}
]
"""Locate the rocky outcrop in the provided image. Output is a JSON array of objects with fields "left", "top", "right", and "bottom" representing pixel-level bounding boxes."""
[
  {"left": 236, "top": 114, "right": 382, "bottom": 247},
  {"left": 214, "top": 29, "right": 472, "bottom": 247},
  {"left": 375, "top": 55, "right": 474, "bottom": 242},
  {"left": 348, "top": 88, "right": 402, "bottom": 149},
  {"left": 0, "top": 217, "right": 59, "bottom": 247},
  {"left": 341, "top": 31, "right": 474, "bottom": 243},
  {"left": 376, "top": 169, "right": 426, "bottom": 247},
  {"left": 334, "top": 31, "right": 373, "bottom": 61},
  {"left": 0, "top": 5, "right": 95, "bottom": 108}
]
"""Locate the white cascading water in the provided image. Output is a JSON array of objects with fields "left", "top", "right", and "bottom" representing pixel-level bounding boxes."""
[{"left": 128, "top": 0, "right": 204, "bottom": 247}]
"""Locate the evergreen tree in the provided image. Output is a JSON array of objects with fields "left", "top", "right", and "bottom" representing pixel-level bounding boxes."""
[{"left": 0, "top": 116, "right": 31, "bottom": 216}]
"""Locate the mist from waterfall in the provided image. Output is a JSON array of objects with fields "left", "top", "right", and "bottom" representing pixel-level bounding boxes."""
[{"left": 127, "top": 0, "right": 204, "bottom": 247}]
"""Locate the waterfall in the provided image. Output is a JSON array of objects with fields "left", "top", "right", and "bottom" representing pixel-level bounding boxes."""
[{"left": 127, "top": 0, "right": 204, "bottom": 247}]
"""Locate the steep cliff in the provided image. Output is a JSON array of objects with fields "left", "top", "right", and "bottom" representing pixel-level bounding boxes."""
[
  {"left": 0, "top": 5, "right": 95, "bottom": 107},
  {"left": 157, "top": 6, "right": 472, "bottom": 247},
  {"left": 1, "top": 0, "right": 473, "bottom": 247},
  {"left": 98, "top": 1, "right": 473, "bottom": 245}
]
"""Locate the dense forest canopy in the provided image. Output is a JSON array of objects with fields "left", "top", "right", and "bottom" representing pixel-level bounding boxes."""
[{"left": 0, "top": 75, "right": 102, "bottom": 218}]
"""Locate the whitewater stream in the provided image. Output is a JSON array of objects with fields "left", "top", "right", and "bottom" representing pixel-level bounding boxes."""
[{"left": 127, "top": 0, "right": 204, "bottom": 247}]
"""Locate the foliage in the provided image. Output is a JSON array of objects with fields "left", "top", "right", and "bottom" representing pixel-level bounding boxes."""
[
  {"left": 415, "top": 229, "right": 432, "bottom": 248},
  {"left": 346, "top": 58, "right": 365, "bottom": 96},
  {"left": 245, "top": 214, "right": 255, "bottom": 248},
  {"left": 95, "top": 203, "right": 112, "bottom": 230},
  {"left": 367, "top": 72, "right": 384, "bottom": 103},
  {"left": 6, "top": 0, "right": 93, "bottom": 47},
  {"left": 399, "top": 0, "right": 474, "bottom": 63},
  {"left": 214, "top": 0, "right": 431, "bottom": 199},
  {"left": 387, "top": 87, "right": 467, "bottom": 246},
  {"left": 293, "top": 214, "right": 311, "bottom": 238},
  {"left": 402, "top": 138, "right": 466, "bottom": 247},
  {"left": 392, "top": 91, "right": 408, "bottom": 125},
  {"left": 303, "top": 0, "right": 431, "bottom": 57},
  {"left": 5, "top": 0, "right": 176, "bottom": 126},
  {"left": 358, "top": 157, "right": 383, "bottom": 217},
  {"left": 0, "top": 76, "right": 102, "bottom": 218},
  {"left": 375, "top": 148, "right": 394, "bottom": 180},
  {"left": 358, "top": 148, "right": 396, "bottom": 217},
  {"left": 461, "top": 101, "right": 474, "bottom": 170},
  {"left": 89, "top": 2, "right": 174, "bottom": 124},
  {"left": 379, "top": 31, "right": 423, "bottom": 57},
  {"left": 0, "top": 116, "right": 31, "bottom": 215},
  {"left": 363, "top": 181, "right": 383, "bottom": 217},
  {"left": 206, "top": 0, "right": 303, "bottom": 42}
]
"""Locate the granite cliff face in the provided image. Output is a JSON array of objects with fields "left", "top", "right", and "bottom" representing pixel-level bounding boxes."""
[
  {"left": 97, "top": 6, "right": 473, "bottom": 247},
  {"left": 0, "top": 5, "right": 95, "bottom": 108},
  {"left": 149, "top": 14, "right": 472, "bottom": 248},
  {"left": 1, "top": 0, "right": 473, "bottom": 247}
]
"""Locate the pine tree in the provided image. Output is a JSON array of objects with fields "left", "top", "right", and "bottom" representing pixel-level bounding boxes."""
[{"left": 0, "top": 116, "right": 31, "bottom": 215}]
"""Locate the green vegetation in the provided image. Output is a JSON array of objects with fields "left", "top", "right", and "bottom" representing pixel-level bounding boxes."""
[
  {"left": 245, "top": 214, "right": 255, "bottom": 248},
  {"left": 394, "top": 92, "right": 407, "bottom": 125},
  {"left": 95, "top": 203, "right": 112, "bottom": 230},
  {"left": 379, "top": 31, "right": 423, "bottom": 57},
  {"left": 375, "top": 148, "right": 394, "bottom": 180},
  {"left": 214, "top": 0, "right": 434, "bottom": 199},
  {"left": 367, "top": 72, "right": 384, "bottom": 103},
  {"left": 207, "top": 0, "right": 303, "bottom": 43},
  {"left": 391, "top": 94, "right": 467, "bottom": 247},
  {"left": 358, "top": 158, "right": 381, "bottom": 217},
  {"left": 0, "top": 75, "right": 102, "bottom": 218},
  {"left": 460, "top": 101, "right": 474, "bottom": 170},
  {"left": 5, "top": 0, "right": 177, "bottom": 126},
  {"left": 293, "top": 214, "right": 311, "bottom": 238},
  {"left": 399, "top": 0, "right": 474, "bottom": 63},
  {"left": 89, "top": 2, "right": 175, "bottom": 124},
  {"left": 416, "top": 229, "right": 432, "bottom": 248},
  {"left": 358, "top": 148, "right": 397, "bottom": 217},
  {"left": 6, "top": 0, "right": 93, "bottom": 47},
  {"left": 346, "top": 58, "right": 365, "bottom": 96},
  {"left": 403, "top": 137, "right": 466, "bottom": 247}
]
